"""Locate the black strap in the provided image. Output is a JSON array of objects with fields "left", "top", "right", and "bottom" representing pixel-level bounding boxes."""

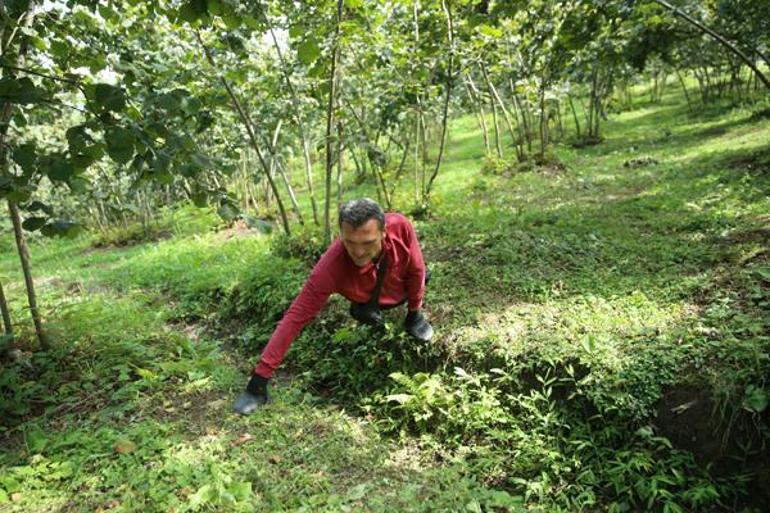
[{"left": 365, "top": 253, "right": 388, "bottom": 309}]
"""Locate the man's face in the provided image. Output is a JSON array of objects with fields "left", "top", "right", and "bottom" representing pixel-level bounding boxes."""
[{"left": 340, "top": 219, "right": 384, "bottom": 267}]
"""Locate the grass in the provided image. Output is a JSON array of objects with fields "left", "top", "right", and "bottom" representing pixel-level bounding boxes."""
[{"left": 1, "top": 85, "right": 769, "bottom": 512}]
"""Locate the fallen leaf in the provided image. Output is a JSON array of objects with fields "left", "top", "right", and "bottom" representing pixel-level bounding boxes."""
[
  {"left": 113, "top": 437, "right": 136, "bottom": 454},
  {"left": 11, "top": 493, "right": 22, "bottom": 502},
  {"left": 232, "top": 433, "right": 254, "bottom": 447},
  {"left": 268, "top": 454, "right": 281, "bottom": 464}
]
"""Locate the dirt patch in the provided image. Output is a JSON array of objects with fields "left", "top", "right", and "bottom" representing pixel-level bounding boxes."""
[
  {"left": 571, "top": 136, "right": 604, "bottom": 148},
  {"left": 656, "top": 385, "right": 770, "bottom": 509},
  {"left": 724, "top": 228, "right": 770, "bottom": 244},
  {"left": 623, "top": 155, "right": 659, "bottom": 169},
  {"left": 214, "top": 219, "right": 264, "bottom": 241},
  {"left": 91, "top": 229, "right": 173, "bottom": 249},
  {"left": 727, "top": 150, "right": 770, "bottom": 174}
]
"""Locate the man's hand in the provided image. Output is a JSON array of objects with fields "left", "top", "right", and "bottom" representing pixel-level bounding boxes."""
[
  {"left": 405, "top": 309, "right": 433, "bottom": 342},
  {"left": 233, "top": 374, "right": 270, "bottom": 415},
  {"left": 350, "top": 303, "right": 385, "bottom": 327}
]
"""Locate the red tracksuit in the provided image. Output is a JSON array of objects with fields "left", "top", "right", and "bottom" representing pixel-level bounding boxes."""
[{"left": 254, "top": 213, "right": 426, "bottom": 378}]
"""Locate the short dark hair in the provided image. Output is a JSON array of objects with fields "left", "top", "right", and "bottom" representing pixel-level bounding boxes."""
[{"left": 338, "top": 198, "right": 385, "bottom": 230}]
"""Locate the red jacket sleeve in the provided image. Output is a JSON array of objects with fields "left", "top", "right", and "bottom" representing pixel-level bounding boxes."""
[
  {"left": 403, "top": 220, "right": 426, "bottom": 311},
  {"left": 254, "top": 251, "right": 338, "bottom": 378}
]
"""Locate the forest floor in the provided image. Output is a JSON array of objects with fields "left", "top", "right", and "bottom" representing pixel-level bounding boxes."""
[{"left": 1, "top": 90, "right": 769, "bottom": 512}]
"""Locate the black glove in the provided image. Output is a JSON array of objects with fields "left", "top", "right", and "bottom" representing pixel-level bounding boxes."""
[
  {"left": 350, "top": 303, "right": 384, "bottom": 327},
  {"left": 233, "top": 374, "right": 270, "bottom": 415},
  {"left": 405, "top": 310, "right": 433, "bottom": 342}
]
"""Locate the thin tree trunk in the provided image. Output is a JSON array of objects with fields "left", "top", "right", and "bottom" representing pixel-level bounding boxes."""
[
  {"left": 464, "top": 77, "right": 490, "bottom": 154},
  {"left": 389, "top": 136, "right": 411, "bottom": 201},
  {"left": 275, "top": 159, "right": 304, "bottom": 224},
  {"left": 676, "top": 68, "right": 694, "bottom": 112},
  {"left": 8, "top": 202, "right": 48, "bottom": 349},
  {"left": 414, "top": 111, "right": 421, "bottom": 203},
  {"left": 568, "top": 95, "right": 581, "bottom": 138},
  {"left": 482, "top": 63, "right": 522, "bottom": 160},
  {"left": 510, "top": 80, "right": 532, "bottom": 154},
  {"left": 654, "top": 0, "right": 770, "bottom": 90},
  {"left": 324, "top": 0, "right": 344, "bottom": 245},
  {"left": 195, "top": 30, "right": 291, "bottom": 235},
  {"left": 263, "top": 13, "right": 319, "bottom": 225},
  {"left": 488, "top": 83, "right": 503, "bottom": 158},
  {"left": 1, "top": 5, "right": 38, "bottom": 346},
  {"left": 425, "top": 0, "right": 454, "bottom": 198},
  {"left": 538, "top": 79, "right": 547, "bottom": 159},
  {"left": 0, "top": 280, "right": 12, "bottom": 341},
  {"left": 336, "top": 119, "right": 343, "bottom": 205}
]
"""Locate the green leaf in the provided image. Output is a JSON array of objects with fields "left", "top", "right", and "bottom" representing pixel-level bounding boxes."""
[
  {"left": 477, "top": 24, "right": 503, "bottom": 38},
  {"left": 191, "top": 192, "right": 208, "bottom": 207},
  {"left": 104, "top": 126, "right": 136, "bottom": 164},
  {"left": 93, "top": 83, "right": 126, "bottom": 112},
  {"left": 0, "top": 489, "right": 7, "bottom": 504},
  {"left": 0, "top": 475, "right": 20, "bottom": 493},
  {"left": 289, "top": 25, "right": 304, "bottom": 39},
  {"left": 66, "top": 125, "right": 95, "bottom": 153},
  {"left": 743, "top": 385, "right": 768, "bottom": 413},
  {"left": 385, "top": 394, "right": 413, "bottom": 404},
  {"left": 22, "top": 217, "right": 47, "bottom": 231},
  {"left": 223, "top": 13, "right": 242, "bottom": 29},
  {"left": 12, "top": 143, "right": 36, "bottom": 171},
  {"left": 297, "top": 39, "right": 321, "bottom": 64},
  {"left": 0, "top": 76, "right": 45, "bottom": 104},
  {"left": 229, "top": 481, "right": 252, "bottom": 501},
  {"left": 26, "top": 201, "right": 55, "bottom": 216},
  {"left": 25, "top": 427, "right": 48, "bottom": 454},
  {"left": 4, "top": 188, "right": 32, "bottom": 203},
  {"left": 88, "top": 54, "right": 107, "bottom": 74},
  {"left": 207, "top": 0, "right": 223, "bottom": 15},
  {"left": 42, "top": 155, "right": 75, "bottom": 181},
  {"left": 178, "top": 0, "right": 208, "bottom": 23},
  {"left": 188, "top": 484, "right": 214, "bottom": 508},
  {"left": 50, "top": 40, "right": 70, "bottom": 60},
  {"left": 217, "top": 202, "right": 239, "bottom": 221},
  {"left": 580, "top": 335, "right": 596, "bottom": 354}
]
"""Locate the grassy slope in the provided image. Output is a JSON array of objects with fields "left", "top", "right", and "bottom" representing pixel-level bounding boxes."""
[{"left": 1, "top": 87, "right": 769, "bottom": 512}]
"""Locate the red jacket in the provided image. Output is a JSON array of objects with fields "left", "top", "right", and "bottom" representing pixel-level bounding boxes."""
[{"left": 254, "top": 213, "right": 426, "bottom": 378}]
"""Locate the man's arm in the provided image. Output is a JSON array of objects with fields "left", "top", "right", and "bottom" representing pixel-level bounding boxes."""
[
  {"left": 254, "top": 254, "right": 337, "bottom": 378},
  {"left": 403, "top": 220, "right": 426, "bottom": 311}
]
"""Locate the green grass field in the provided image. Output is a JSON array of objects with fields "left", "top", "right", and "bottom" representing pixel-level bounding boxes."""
[{"left": 1, "top": 88, "right": 769, "bottom": 512}]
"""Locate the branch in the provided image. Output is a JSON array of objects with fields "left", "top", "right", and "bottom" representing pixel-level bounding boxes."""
[{"left": 0, "top": 62, "right": 81, "bottom": 85}]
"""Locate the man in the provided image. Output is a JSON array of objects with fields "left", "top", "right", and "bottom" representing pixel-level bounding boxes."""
[{"left": 233, "top": 198, "right": 433, "bottom": 415}]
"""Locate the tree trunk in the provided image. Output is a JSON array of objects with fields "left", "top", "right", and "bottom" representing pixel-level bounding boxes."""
[
  {"left": 568, "top": 95, "right": 581, "bottom": 138},
  {"left": 488, "top": 83, "right": 503, "bottom": 158},
  {"left": 464, "top": 77, "right": 490, "bottom": 154},
  {"left": 389, "top": 136, "right": 411, "bottom": 201},
  {"left": 414, "top": 111, "right": 421, "bottom": 203},
  {"left": 510, "top": 79, "right": 532, "bottom": 154},
  {"left": 538, "top": 81, "right": 547, "bottom": 159},
  {"left": 676, "top": 68, "right": 694, "bottom": 112},
  {"left": 324, "top": 0, "right": 344, "bottom": 245},
  {"left": 275, "top": 159, "right": 304, "bottom": 224},
  {"left": 0, "top": 280, "right": 12, "bottom": 341},
  {"left": 8, "top": 202, "right": 48, "bottom": 349},
  {"left": 195, "top": 30, "right": 291, "bottom": 235},
  {"left": 336, "top": 119, "right": 344, "bottom": 205},
  {"left": 263, "top": 13, "right": 319, "bottom": 225},
  {"left": 482, "top": 63, "right": 522, "bottom": 160},
  {"left": 424, "top": 0, "right": 454, "bottom": 198}
]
